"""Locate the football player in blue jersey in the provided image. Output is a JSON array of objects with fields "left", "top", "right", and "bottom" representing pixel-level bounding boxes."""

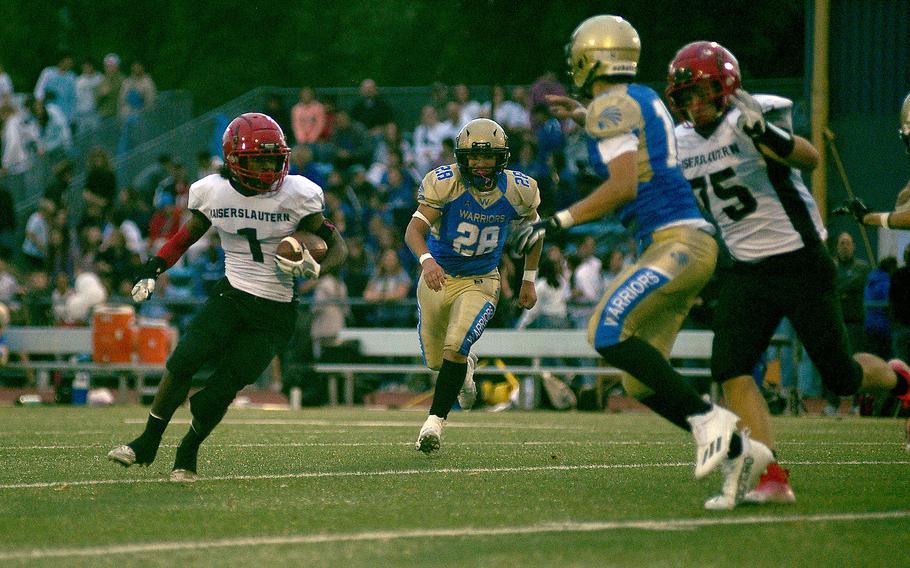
[
  {"left": 406, "top": 118, "right": 543, "bottom": 453},
  {"left": 512, "top": 15, "right": 756, "bottom": 491}
]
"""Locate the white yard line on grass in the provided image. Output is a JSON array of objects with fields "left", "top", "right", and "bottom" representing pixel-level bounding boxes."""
[
  {"left": 124, "top": 418, "right": 581, "bottom": 429},
  {"left": 1, "top": 510, "right": 907, "bottom": 560},
  {"left": 1, "top": 460, "right": 909, "bottom": 490},
  {"left": 1, "top": 439, "right": 904, "bottom": 451}
]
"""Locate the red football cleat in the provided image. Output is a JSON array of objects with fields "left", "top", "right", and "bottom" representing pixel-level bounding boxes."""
[{"left": 743, "top": 462, "right": 796, "bottom": 504}]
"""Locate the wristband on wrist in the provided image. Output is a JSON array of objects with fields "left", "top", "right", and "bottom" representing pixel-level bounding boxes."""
[
  {"left": 140, "top": 256, "right": 166, "bottom": 280},
  {"left": 522, "top": 269, "right": 538, "bottom": 282},
  {"left": 554, "top": 209, "right": 575, "bottom": 229},
  {"left": 881, "top": 213, "right": 891, "bottom": 229},
  {"left": 419, "top": 252, "right": 434, "bottom": 265},
  {"left": 753, "top": 123, "right": 795, "bottom": 157}
]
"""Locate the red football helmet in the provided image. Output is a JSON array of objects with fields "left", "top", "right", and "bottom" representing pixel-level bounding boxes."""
[
  {"left": 666, "top": 41, "right": 741, "bottom": 128},
  {"left": 222, "top": 112, "right": 290, "bottom": 193}
]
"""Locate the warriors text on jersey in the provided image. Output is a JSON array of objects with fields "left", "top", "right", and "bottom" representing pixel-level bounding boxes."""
[
  {"left": 418, "top": 165, "right": 540, "bottom": 277},
  {"left": 674, "top": 94, "right": 826, "bottom": 262},
  {"left": 189, "top": 174, "right": 325, "bottom": 301},
  {"left": 585, "top": 83, "right": 711, "bottom": 248}
]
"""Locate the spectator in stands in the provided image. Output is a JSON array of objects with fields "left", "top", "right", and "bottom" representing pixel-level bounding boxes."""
[
  {"left": 34, "top": 52, "right": 77, "bottom": 127},
  {"left": 350, "top": 78, "right": 394, "bottom": 136},
  {"left": 288, "top": 144, "right": 325, "bottom": 187},
  {"left": 531, "top": 103, "right": 565, "bottom": 172},
  {"left": 492, "top": 84, "right": 531, "bottom": 134},
  {"left": 413, "top": 105, "right": 448, "bottom": 177},
  {"left": 60, "top": 267, "right": 107, "bottom": 325},
  {"left": 74, "top": 58, "right": 103, "bottom": 134},
  {"left": 133, "top": 153, "right": 174, "bottom": 207},
  {"left": 373, "top": 121, "right": 415, "bottom": 171},
  {"left": 569, "top": 236, "right": 603, "bottom": 329},
  {"left": 602, "top": 247, "right": 629, "bottom": 287},
  {"left": 97, "top": 227, "right": 141, "bottom": 296},
  {"left": 46, "top": 222, "right": 71, "bottom": 278},
  {"left": 96, "top": 53, "right": 124, "bottom": 120},
  {"left": 430, "top": 81, "right": 450, "bottom": 117},
  {"left": 44, "top": 159, "right": 74, "bottom": 209},
  {"left": 381, "top": 166, "right": 417, "bottom": 235},
  {"left": 864, "top": 256, "right": 898, "bottom": 359},
  {"left": 0, "top": 301, "right": 9, "bottom": 367},
  {"left": 892, "top": 244, "right": 910, "bottom": 363},
  {"left": 317, "top": 94, "right": 337, "bottom": 143},
  {"left": 50, "top": 271, "right": 74, "bottom": 325},
  {"left": 453, "top": 84, "right": 486, "bottom": 125},
  {"left": 310, "top": 268, "right": 349, "bottom": 359},
  {"left": 191, "top": 232, "right": 225, "bottom": 296},
  {"left": 110, "top": 191, "right": 151, "bottom": 252},
  {"left": 83, "top": 146, "right": 117, "bottom": 225},
  {"left": 147, "top": 191, "right": 181, "bottom": 252},
  {"left": 0, "top": 63, "right": 12, "bottom": 105},
  {"left": 0, "top": 182, "right": 16, "bottom": 257},
  {"left": 22, "top": 198, "right": 55, "bottom": 271},
  {"left": 290, "top": 87, "right": 326, "bottom": 146},
  {"left": 153, "top": 159, "right": 190, "bottom": 210},
  {"left": 0, "top": 102, "right": 39, "bottom": 174},
  {"left": 529, "top": 70, "right": 567, "bottom": 125},
  {"left": 340, "top": 236, "right": 372, "bottom": 326},
  {"left": 0, "top": 255, "right": 18, "bottom": 305},
  {"left": 516, "top": 250, "right": 570, "bottom": 330},
  {"left": 25, "top": 96, "right": 72, "bottom": 158},
  {"left": 439, "top": 100, "right": 463, "bottom": 141},
  {"left": 329, "top": 110, "right": 372, "bottom": 170},
  {"left": 824, "top": 232, "right": 871, "bottom": 415},
  {"left": 430, "top": 137, "right": 455, "bottom": 172},
  {"left": 117, "top": 61, "right": 157, "bottom": 154},
  {"left": 264, "top": 93, "right": 293, "bottom": 143},
  {"left": 363, "top": 248, "right": 412, "bottom": 327}
]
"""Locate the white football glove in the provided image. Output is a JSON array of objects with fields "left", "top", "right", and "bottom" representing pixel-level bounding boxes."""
[
  {"left": 275, "top": 247, "right": 321, "bottom": 280},
  {"left": 731, "top": 88, "right": 766, "bottom": 137},
  {"left": 131, "top": 278, "right": 156, "bottom": 302}
]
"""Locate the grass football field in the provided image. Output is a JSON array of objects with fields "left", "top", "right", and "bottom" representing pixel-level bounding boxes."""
[{"left": 0, "top": 405, "right": 907, "bottom": 567}]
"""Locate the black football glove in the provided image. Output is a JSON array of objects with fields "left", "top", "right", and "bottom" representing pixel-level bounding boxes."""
[
  {"left": 511, "top": 217, "right": 563, "bottom": 255},
  {"left": 832, "top": 198, "right": 870, "bottom": 223}
]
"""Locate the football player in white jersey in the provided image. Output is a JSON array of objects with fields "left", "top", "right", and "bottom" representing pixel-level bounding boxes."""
[
  {"left": 835, "top": 91, "right": 910, "bottom": 230},
  {"left": 406, "top": 118, "right": 542, "bottom": 453},
  {"left": 667, "top": 42, "right": 910, "bottom": 508},
  {"left": 108, "top": 113, "right": 346, "bottom": 482}
]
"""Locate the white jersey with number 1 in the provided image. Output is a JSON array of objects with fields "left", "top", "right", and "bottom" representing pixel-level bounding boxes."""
[
  {"left": 188, "top": 174, "right": 325, "bottom": 302},
  {"left": 674, "top": 94, "right": 826, "bottom": 262}
]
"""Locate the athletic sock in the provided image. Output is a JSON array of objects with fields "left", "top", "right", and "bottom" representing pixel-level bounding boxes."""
[
  {"left": 598, "top": 337, "right": 711, "bottom": 424},
  {"left": 638, "top": 391, "right": 694, "bottom": 431},
  {"left": 429, "top": 359, "right": 468, "bottom": 419},
  {"left": 173, "top": 424, "right": 204, "bottom": 473},
  {"left": 127, "top": 413, "right": 168, "bottom": 463}
]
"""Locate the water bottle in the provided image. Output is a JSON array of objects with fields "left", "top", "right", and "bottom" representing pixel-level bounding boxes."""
[
  {"left": 520, "top": 376, "right": 539, "bottom": 410},
  {"left": 289, "top": 386, "right": 302, "bottom": 410},
  {"left": 72, "top": 372, "right": 90, "bottom": 406}
]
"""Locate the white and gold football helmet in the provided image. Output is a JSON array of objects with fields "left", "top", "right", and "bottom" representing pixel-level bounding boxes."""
[
  {"left": 455, "top": 118, "right": 510, "bottom": 191},
  {"left": 900, "top": 92, "right": 910, "bottom": 154},
  {"left": 566, "top": 15, "right": 641, "bottom": 94}
]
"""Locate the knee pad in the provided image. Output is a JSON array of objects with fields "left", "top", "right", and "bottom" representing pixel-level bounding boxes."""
[{"left": 821, "top": 358, "right": 863, "bottom": 396}]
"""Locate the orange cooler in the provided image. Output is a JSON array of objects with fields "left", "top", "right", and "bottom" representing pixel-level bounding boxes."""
[
  {"left": 92, "top": 305, "right": 136, "bottom": 363},
  {"left": 137, "top": 320, "right": 174, "bottom": 364}
]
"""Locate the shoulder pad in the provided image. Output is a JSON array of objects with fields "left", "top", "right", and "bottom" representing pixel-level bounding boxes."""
[
  {"left": 754, "top": 94, "right": 794, "bottom": 131},
  {"left": 586, "top": 89, "right": 641, "bottom": 139},
  {"left": 418, "top": 165, "right": 461, "bottom": 208},
  {"left": 504, "top": 169, "right": 541, "bottom": 218}
]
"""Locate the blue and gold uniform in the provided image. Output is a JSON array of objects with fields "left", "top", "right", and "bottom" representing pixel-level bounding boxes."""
[
  {"left": 584, "top": 84, "right": 717, "bottom": 396},
  {"left": 417, "top": 164, "right": 539, "bottom": 370}
]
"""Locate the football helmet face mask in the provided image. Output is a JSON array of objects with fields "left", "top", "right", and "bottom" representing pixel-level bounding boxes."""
[
  {"left": 900, "top": 92, "right": 910, "bottom": 154},
  {"left": 566, "top": 15, "right": 641, "bottom": 95},
  {"left": 455, "top": 118, "right": 510, "bottom": 191},
  {"left": 222, "top": 113, "right": 290, "bottom": 194},
  {"left": 666, "top": 41, "right": 741, "bottom": 128}
]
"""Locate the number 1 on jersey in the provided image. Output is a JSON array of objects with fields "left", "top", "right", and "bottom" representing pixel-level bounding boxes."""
[{"left": 238, "top": 227, "right": 264, "bottom": 262}]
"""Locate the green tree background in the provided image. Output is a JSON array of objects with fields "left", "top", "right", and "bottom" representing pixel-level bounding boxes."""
[{"left": 0, "top": 0, "right": 805, "bottom": 111}]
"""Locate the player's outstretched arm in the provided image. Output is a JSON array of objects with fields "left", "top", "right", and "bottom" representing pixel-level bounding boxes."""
[
  {"left": 405, "top": 204, "right": 444, "bottom": 291},
  {"left": 517, "top": 236, "right": 544, "bottom": 310},
  {"left": 132, "top": 211, "right": 211, "bottom": 302}
]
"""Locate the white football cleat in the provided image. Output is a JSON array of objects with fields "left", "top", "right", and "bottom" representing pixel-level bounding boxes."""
[
  {"left": 415, "top": 415, "right": 445, "bottom": 454},
  {"left": 704, "top": 431, "right": 774, "bottom": 510},
  {"left": 458, "top": 352, "right": 478, "bottom": 410},
  {"left": 169, "top": 469, "right": 198, "bottom": 483},
  {"left": 687, "top": 405, "right": 740, "bottom": 479},
  {"left": 107, "top": 445, "right": 138, "bottom": 467}
]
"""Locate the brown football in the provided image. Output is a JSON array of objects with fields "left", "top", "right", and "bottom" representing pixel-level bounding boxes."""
[{"left": 277, "top": 231, "right": 328, "bottom": 263}]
